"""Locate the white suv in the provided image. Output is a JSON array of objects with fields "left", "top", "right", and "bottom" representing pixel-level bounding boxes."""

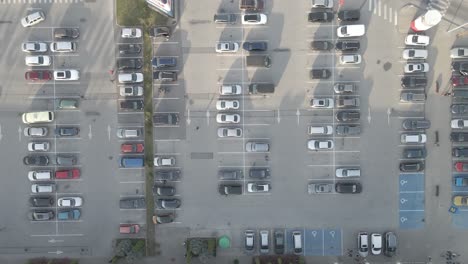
[
  {"left": 21, "top": 11, "right": 45, "bottom": 27},
  {"left": 154, "top": 156, "right": 176, "bottom": 167},
  {"left": 54, "top": 70, "right": 80, "bottom": 81},
  {"left": 340, "top": 54, "right": 361, "bottom": 64},
  {"left": 219, "top": 85, "right": 242, "bottom": 95},
  {"left": 25, "top": 56, "right": 51, "bottom": 66},
  {"left": 242, "top": 13, "right": 267, "bottom": 25},
  {"left": 405, "top": 34, "right": 429, "bottom": 46},
  {"left": 336, "top": 168, "right": 360, "bottom": 177}
]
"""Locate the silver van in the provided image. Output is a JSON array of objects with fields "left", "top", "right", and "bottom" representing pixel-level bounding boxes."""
[
  {"left": 308, "top": 125, "right": 333, "bottom": 135},
  {"left": 117, "top": 128, "right": 141, "bottom": 138},
  {"left": 358, "top": 232, "right": 369, "bottom": 257},
  {"left": 28, "top": 171, "right": 52, "bottom": 181},
  {"left": 50, "top": 42, "right": 77, "bottom": 52},
  {"left": 292, "top": 231, "right": 302, "bottom": 254}
]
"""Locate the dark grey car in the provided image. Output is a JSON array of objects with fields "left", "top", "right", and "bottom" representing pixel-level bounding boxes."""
[
  {"left": 310, "top": 41, "right": 332, "bottom": 51},
  {"left": 153, "top": 71, "right": 177, "bottom": 81},
  {"left": 308, "top": 11, "right": 333, "bottom": 22},
  {"left": 30, "top": 196, "right": 54, "bottom": 207},
  {"left": 118, "top": 58, "right": 143, "bottom": 70},
  {"left": 119, "top": 44, "right": 141, "bottom": 55},
  {"left": 249, "top": 168, "right": 270, "bottom": 179},
  {"left": 336, "top": 111, "right": 360, "bottom": 122},
  {"left": 274, "top": 230, "right": 285, "bottom": 254},
  {"left": 453, "top": 147, "right": 468, "bottom": 157},
  {"left": 337, "top": 10, "right": 360, "bottom": 21},
  {"left": 56, "top": 155, "right": 77, "bottom": 166},
  {"left": 242, "top": 41, "right": 268, "bottom": 51},
  {"left": 23, "top": 155, "right": 49, "bottom": 166},
  {"left": 152, "top": 57, "right": 177, "bottom": 68},
  {"left": 310, "top": 69, "right": 331, "bottom": 79},
  {"left": 402, "top": 119, "right": 431, "bottom": 130},
  {"left": 451, "top": 132, "right": 468, "bottom": 142},
  {"left": 30, "top": 210, "right": 54, "bottom": 221},
  {"left": 55, "top": 126, "right": 79, "bottom": 137},
  {"left": 219, "top": 170, "right": 244, "bottom": 180},
  {"left": 153, "top": 113, "right": 179, "bottom": 125},
  {"left": 214, "top": 13, "right": 237, "bottom": 24},
  {"left": 154, "top": 213, "right": 174, "bottom": 224},
  {"left": 335, "top": 182, "right": 362, "bottom": 193},
  {"left": 335, "top": 41, "right": 360, "bottom": 51},
  {"left": 451, "top": 104, "right": 468, "bottom": 114},
  {"left": 403, "top": 148, "right": 426, "bottom": 159},
  {"left": 156, "top": 199, "right": 181, "bottom": 209},
  {"left": 155, "top": 170, "right": 180, "bottom": 181},
  {"left": 336, "top": 125, "right": 361, "bottom": 135},
  {"left": 54, "top": 28, "right": 79, "bottom": 39},
  {"left": 384, "top": 232, "right": 397, "bottom": 257},
  {"left": 120, "top": 198, "right": 146, "bottom": 209},
  {"left": 153, "top": 186, "right": 175, "bottom": 196}
]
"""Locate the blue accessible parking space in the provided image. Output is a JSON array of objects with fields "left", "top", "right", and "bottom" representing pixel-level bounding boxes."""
[
  {"left": 399, "top": 211, "right": 425, "bottom": 229},
  {"left": 399, "top": 193, "right": 425, "bottom": 210},
  {"left": 452, "top": 174, "right": 468, "bottom": 192},
  {"left": 286, "top": 228, "right": 342, "bottom": 256},
  {"left": 452, "top": 210, "right": 468, "bottom": 228},
  {"left": 304, "top": 229, "right": 322, "bottom": 256},
  {"left": 399, "top": 174, "right": 425, "bottom": 192}
]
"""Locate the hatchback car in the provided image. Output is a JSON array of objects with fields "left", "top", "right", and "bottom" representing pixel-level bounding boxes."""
[
  {"left": 25, "top": 70, "right": 52, "bottom": 81},
  {"left": 371, "top": 233, "right": 382, "bottom": 255},
  {"left": 405, "top": 34, "right": 429, "bottom": 46},
  {"left": 241, "top": 13, "right": 267, "bottom": 25},
  {"left": 402, "top": 119, "right": 430, "bottom": 130},
  {"left": 24, "top": 155, "right": 49, "bottom": 166},
  {"left": 56, "top": 155, "right": 77, "bottom": 166},
  {"left": 25, "top": 56, "right": 51, "bottom": 66},
  {"left": 154, "top": 156, "right": 176, "bottom": 167},
  {"left": 21, "top": 11, "right": 45, "bottom": 27},
  {"left": 404, "top": 63, "right": 429, "bottom": 73},
  {"left": 218, "top": 127, "right": 242, "bottom": 138},
  {"left": 28, "top": 142, "right": 50, "bottom": 152},
  {"left": 403, "top": 148, "right": 426, "bottom": 159},
  {"left": 452, "top": 119, "right": 468, "bottom": 129},
  {"left": 31, "top": 184, "right": 55, "bottom": 193},
  {"left": 335, "top": 41, "right": 360, "bottom": 51},
  {"left": 245, "top": 230, "right": 255, "bottom": 252},
  {"left": 335, "top": 182, "right": 362, "bottom": 193},
  {"left": 249, "top": 168, "right": 270, "bottom": 179},
  {"left": 55, "top": 127, "right": 79, "bottom": 137},
  {"left": 245, "top": 142, "right": 270, "bottom": 152},
  {"left": 118, "top": 73, "right": 143, "bottom": 83},
  {"left": 453, "top": 147, "right": 468, "bottom": 158},
  {"left": 216, "top": 114, "right": 240, "bottom": 124},
  {"left": 22, "top": 42, "right": 47, "bottom": 52},
  {"left": 30, "top": 210, "right": 54, "bottom": 221},
  {"left": 402, "top": 49, "right": 428, "bottom": 59},
  {"left": 24, "top": 127, "right": 48, "bottom": 137},
  {"left": 339, "top": 54, "right": 362, "bottom": 64},
  {"left": 153, "top": 186, "right": 176, "bottom": 196},
  {"left": 450, "top": 47, "right": 468, "bottom": 59},
  {"left": 455, "top": 162, "right": 468, "bottom": 172},
  {"left": 308, "top": 183, "right": 333, "bottom": 194},
  {"left": 334, "top": 83, "right": 356, "bottom": 94},
  {"left": 55, "top": 169, "right": 80, "bottom": 179},
  {"left": 120, "top": 86, "right": 143, "bottom": 97},
  {"left": 120, "top": 224, "right": 140, "bottom": 234},
  {"left": 308, "top": 140, "right": 334, "bottom": 150},
  {"left": 220, "top": 84, "right": 242, "bottom": 95},
  {"left": 243, "top": 41, "right": 268, "bottom": 51},
  {"left": 118, "top": 58, "right": 143, "bottom": 70},
  {"left": 216, "top": 100, "right": 240, "bottom": 110},
  {"left": 156, "top": 199, "right": 181, "bottom": 209},
  {"left": 400, "top": 161, "right": 424, "bottom": 172},
  {"left": 310, "top": 98, "right": 333, "bottom": 108},
  {"left": 121, "top": 28, "right": 142, "bottom": 38},
  {"left": 336, "top": 111, "right": 360, "bottom": 122},
  {"left": 121, "top": 143, "right": 144, "bottom": 153},
  {"left": 216, "top": 42, "right": 239, "bottom": 53},
  {"left": 247, "top": 182, "right": 271, "bottom": 193},
  {"left": 58, "top": 197, "right": 83, "bottom": 207},
  {"left": 54, "top": 70, "right": 80, "bottom": 81}
]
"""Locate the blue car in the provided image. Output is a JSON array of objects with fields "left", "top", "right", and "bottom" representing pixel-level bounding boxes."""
[
  {"left": 455, "top": 176, "right": 468, "bottom": 187},
  {"left": 58, "top": 209, "right": 81, "bottom": 220}
]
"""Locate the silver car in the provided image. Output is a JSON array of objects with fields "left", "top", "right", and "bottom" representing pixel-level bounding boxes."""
[{"left": 245, "top": 142, "right": 270, "bottom": 152}]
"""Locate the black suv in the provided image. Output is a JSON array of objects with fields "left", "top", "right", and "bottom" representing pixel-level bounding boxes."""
[
  {"left": 55, "top": 126, "right": 79, "bottom": 137},
  {"left": 242, "top": 41, "right": 268, "bottom": 51},
  {"left": 54, "top": 28, "right": 79, "bottom": 39},
  {"left": 452, "top": 61, "right": 468, "bottom": 76},
  {"left": 337, "top": 10, "right": 360, "bottom": 21},
  {"left": 249, "top": 168, "right": 270, "bottom": 179},
  {"left": 401, "top": 76, "right": 427, "bottom": 88},
  {"left": 153, "top": 113, "right": 180, "bottom": 125},
  {"left": 335, "top": 182, "right": 362, "bottom": 193},
  {"left": 335, "top": 41, "right": 360, "bottom": 51},
  {"left": 308, "top": 11, "right": 333, "bottom": 22},
  {"left": 119, "top": 44, "right": 141, "bottom": 55},
  {"left": 120, "top": 100, "right": 144, "bottom": 111},
  {"left": 30, "top": 196, "right": 54, "bottom": 207},
  {"left": 311, "top": 41, "right": 332, "bottom": 50},
  {"left": 451, "top": 132, "right": 468, "bottom": 142},
  {"left": 336, "top": 111, "right": 360, "bottom": 122},
  {"left": 310, "top": 69, "right": 331, "bottom": 79},
  {"left": 118, "top": 59, "right": 143, "bottom": 70},
  {"left": 399, "top": 162, "right": 424, "bottom": 172}
]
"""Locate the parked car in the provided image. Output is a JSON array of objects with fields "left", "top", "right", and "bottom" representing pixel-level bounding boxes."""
[
  {"left": 308, "top": 125, "right": 333, "bottom": 135},
  {"left": 54, "top": 28, "right": 79, "bottom": 39},
  {"left": 120, "top": 86, "right": 143, "bottom": 97},
  {"left": 334, "top": 83, "right": 356, "bottom": 93},
  {"left": 402, "top": 119, "right": 430, "bottom": 130},
  {"left": 155, "top": 170, "right": 181, "bottom": 181},
  {"left": 274, "top": 230, "right": 285, "bottom": 254},
  {"left": 405, "top": 34, "right": 429, "bottom": 46},
  {"left": 25, "top": 55, "right": 51, "bottom": 66},
  {"left": 28, "top": 170, "right": 52, "bottom": 181},
  {"left": 404, "top": 63, "right": 429, "bottom": 73},
  {"left": 358, "top": 232, "right": 369, "bottom": 257},
  {"left": 308, "top": 11, "right": 333, "bottom": 22},
  {"left": 31, "top": 184, "right": 55, "bottom": 193},
  {"left": 401, "top": 76, "right": 427, "bottom": 88},
  {"left": 245, "top": 230, "right": 255, "bottom": 252},
  {"left": 308, "top": 140, "right": 334, "bottom": 150},
  {"left": 30, "top": 196, "right": 54, "bottom": 207},
  {"left": 338, "top": 10, "right": 360, "bottom": 21},
  {"left": 24, "top": 155, "right": 49, "bottom": 166},
  {"left": 55, "top": 127, "right": 79, "bottom": 137},
  {"left": 249, "top": 168, "right": 270, "bottom": 179},
  {"left": 336, "top": 125, "right": 361, "bottom": 135},
  {"left": 118, "top": 73, "right": 143, "bottom": 83},
  {"left": 50, "top": 42, "right": 77, "bottom": 52},
  {"left": 119, "top": 44, "right": 141, "bottom": 55},
  {"left": 452, "top": 119, "right": 468, "bottom": 129},
  {"left": 451, "top": 75, "right": 468, "bottom": 87},
  {"left": 339, "top": 54, "right": 361, "bottom": 64},
  {"left": 121, "top": 143, "right": 144, "bottom": 153},
  {"left": 454, "top": 176, "right": 468, "bottom": 187},
  {"left": 310, "top": 98, "right": 334, "bottom": 108},
  {"left": 216, "top": 100, "right": 239, "bottom": 110},
  {"left": 247, "top": 182, "right": 271, "bottom": 193},
  {"left": 451, "top": 132, "right": 468, "bottom": 142},
  {"left": 336, "top": 167, "right": 360, "bottom": 177},
  {"left": 384, "top": 232, "right": 397, "bottom": 257},
  {"left": 216, "top": 113, "right": 240, "bottom": 124},
  {"left": 335, "top": 182, "right": 361, "bottom": 193},
  {"left": 401, "top": 133, "right": 427, "bottom": 143},
  {"left": 336, "top": 111, "right": 360, "bottom": 122},
  {"left": 120, "top": 198, "right": 146, "bottom": 209},
  {"left": 455, "top": 162, "right": 468, "bottom": 172},
  {"left": 403, "top": 148, "right": 426, "bottom": 159},
  {"left": 56, "top": 155, "right": 77, "bottom": 166},
  {"left": 216, "top": 42, "right": 239, "bottom": 53},
  {"left": 400, "top": 161, "right": 424, "bottom": 172},
  {"left": 219, "top": 184, "right": 243, "bottom": 195},
  {"left": 153, "top": 186, "right": 176, "bottom": 196},
  {"left": 220, "top": 84, "right": 242, "bottom": 95},
  {"left": 21, "top": 11, "right": 45, "bottom": 27},
  {"left": 154, "top": 156, "right": 176, "bottom": 167},
  {"left": 308, "top": 183, "right": 333, "bottom": 194},
  {"left": 337, "top": 24, "right": 365, "bottom": 38},
  {"left": 149, "top": 26, "right": 171, "bottom": 39},
  {"left": 310, "top": 41, "right": 332, "bottom": 51},
  {"left": 151, "top": 57, "right": 177, "bottom": 68},
  {"left": 219, "top": 170, "right": 243, "bottom": 180},
  {"left": 57, "top": 197, "right": 83, "bottom": 207},
  {"left": 336, "top": 97, "right": 360, "bottom": 108},
  {"left": 153, "top": 71, "right": 177, "bottom": 82},
  {"left": 214, "top": 13, "right": 237, "bottom": 24},
  {"left": 241, "top": 13, "right": 267, "bottom": 25},
  {"left": 156, "top": 199, "right": 181, "bottom": 209},
  {"left": 312, "top": 0, "right": 333, "bottom": 8},
  {"left": 153, "top": 213, "right": 174, "bottom": 224},
  {"left": 120, "top": 100, "right": 144, "bottom": 111},
  {"left": 335, "top": 41, "right": 360, "bottom": 51},
  {"left": 243, "top": 41, "right": 268, "bottom": 51},
  {"left": 57, "top": 209, "right": 80, "bottom": 220},
  {"left": 246, "top": 142, "right": 270, "bottom": 152},
  {"left": 153, "top": 113, "right": 179, "bottom": 126},
  {"left": 259, "top": 230, "right": 270, "bottom": 254},
  {"left": 54, "top": 70, "right": 79, "bottom": 81},
  {"left": 400, "top": 92, "right": 426, "bottom": 102},
  {"left": 25, "top": 70, "right": 52, "bottom": 81},
  {"left": 117, "top": 128, "right": 141, "bottom": 138},
  {"left": 371, "top": 233, "right": 382, "bottom": 255},
  {"left": 402, "top": 49, "right": 428, "bottom": 60},
  {"left": 22, "top": 42, "right": 47, "bottom": 52},
  {"left": 30, "top": 210, "right": 54, "bottom": 221},
  {"left": 24, "top": 127, "right": 48, "bottom": 137},
  {"left": 55, "top": 169, "right": 80, "bottom": 179},
  {"left": 453, "top": 195, "right": 468, "bottom": 206},
  {"left": 27, "top": 142, "right": 49, "bottom": 152},
  {"left": 120, "top": 224, "right": 140, "bottom": 234},
  {"left": 57, "top": 99, "right": 78, "bottom": 109},
  {"left": 450, "top": 47, "right": 468, "bottom": 59},
  {"left": 121, "top": 28, "right": 142, "bottom": 38},
  {"left": 218, "top": 127, "right": 242, "bottom": 138},
  {"left": 310, "top": 69, "right": 331, "bottom": 79},
  {"left": 453, "top": 147, "right": 468, "bottom": 158},
  {"left": 118, "top": 58, "right": 143, "bottom": 70}
]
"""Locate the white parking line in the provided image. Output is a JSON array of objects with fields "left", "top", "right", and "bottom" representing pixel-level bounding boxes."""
[
  {"left": 154, "top": 125, "right": 180, "bottom": 128},
  {"left": 155, "top": 153, "right": 180, "bottom": 155},
  {"left": 152, "top": 41, "right": 179, "bottom": 44},
  {"left": 31, "top": 234, "right": 84, "bottom": 237},
  {"left": 120, "top": 181, "right": 145, "bottom": 184},
  {"left": 154, "top": 139, "right": 181, "bottom": 141},
  {"left": 153, "top": 97, "right": 180, "bottom": 100},
  {"left": 307, "top": 164, "right": 335, "bottom": 167},
  {"left": 243, "top": 123, "right": 271, "bottom": 126}
]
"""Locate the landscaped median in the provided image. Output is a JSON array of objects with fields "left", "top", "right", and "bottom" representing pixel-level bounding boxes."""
[{"left": 116, "top": 0, "right": 167, "bottom": 257}]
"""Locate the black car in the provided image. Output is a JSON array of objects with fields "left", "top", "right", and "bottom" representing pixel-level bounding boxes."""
[
  {"left": 249, "top": 168, "right": 270, "bottom": 179},
  {"left": 156, "top": 199, "right": 181, "bottom": 209},
  {"left": 153, "top": 213, "right": 174, "bottom": 224},
  {"left": 335, "top": 182, "right": 362, "bottom": 193},
  {"left": 153, "top": 71, "right": 177, "bottom": 82},
  {"left": 153, "top": 113, "right": 179, "bottom": 125},
  {"left": 219, "top": 169, "right": 243, "bottom": 180},
  {"left": 118, "top": 59, "right": 143, "bottom": 70},
  {"left": 451, "top": 61, "right": 468, "bottom": 76},
  {"left": 401, "top": 76, "right": 427, "bottom": 88},
  {"left": 403, "top": 148, "right": 426, "bottom": 159},
  {"left": 336, "top": 111, "right": 360, "bottom": 122},
  {"left": 399, "top": 162, "right": 424, "bottom": 172},
  {"left": 119, "top": 44, "right": 142, "bottom": 55},
  {"left": 153, "top": 185, "right": 176, "bottom": 196},
  {"left": 453, "top": 147, "right": 468, "bottom": 158},
  {"left": 310, "top": 41, "right": 332, "bottom": 51},
  {"left": 336, "top": 125, "right": 361, "bottom": 135},
  {"left": 55, "top": 126, "right": 79, "bottom": 137},
  {"left": 54, "top": 28, "right": 79, "bottom": 39},
  {"left": 451, "top": 132, "right": 468, "bottom": 142},
  {"left": 120, "top": 100, "right": 144, "bottom": 111},
  {"left": 30, "top": 196, "right": 54, "bottom": 207},
  {"left": 308, "top": 11, "right": 333, "bottom": 22},
  {"left": 310, "top": 69, "right": 331, "bottom": 79},
  {"left": 451, "top": 104, "right": 468, "bottom": 114},
  {"left": 242, "top": 41, "right": 268, "bottom": 51},
  {"left": 119, "top": 198, "right": 146, "bottom": 209},
  {"left": 149, "top": 26, "right": 171, "bottom": 39},
  {"left": 274, "top": 230, "right": 285, "bottom": 254},
  {"left": 402, "top": 119, "right": 431, "bottom": 130},
  {"left": 155, "top": 170, "right": 181, "bottom": 181},
  {"left": 335, "top": 41, "right": 360, "bottom": 51},
  {"left": 384, "top": 232, "right": 397, "bottom": 257},
  {"left": 218, "top": 184, "right": 242, "bottom": 195},
  {"left": 152, "top": 57, "right": 177, "bottom": 68},
  {"left": 23, "top": 155, "right": 49, "bottom": 166},
  {"left": 337, "top": 10, "right": 360, "bottom": 21}
]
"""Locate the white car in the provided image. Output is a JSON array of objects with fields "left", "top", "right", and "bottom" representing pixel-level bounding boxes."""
[
  {"left": 50, "top": 42, "right": 77, "bottom": 52},
  {"left": 216, "top": 113, "right": 240, "bottom": 124},
  {"left": 402, "top": 49, "right": 428, "bottom": 60},
  {"left": 54, "top": 70, "right": 80, "bottom": 81},
  {"left": 336, "top": 168, "right": 361, "bottom": 177},
  {"left": 25, "top": 56, "right": 51, "bottom": 66},
  {"left": 120, "top": 86, "right": 143, "bottom": 96},
  {"left": 371, "top": 233, "right": 382, "bottom": 255},
  {"left": 118, "top": 73, "right": 144, "bottom": 83},
  {"left": 31, "top": 184, "right": 54, "bottom": 193},
  {"left": 450, "top": 47, "right": 468, "bottom": 59},
  {"left": 121, "top": 28, "right": 142, "bottom": 38},
  {"left": 27, "top": 142, "right": 50, "bottom": 152},
  {"left": 405, "top": 34, "right": 430, "bottom": 46},
  {"left": 247, "top": 182, "right": 271, "bottom": 193},
  {"left": 310, "top": 98, "right": 334, "bottom": 108},
  {"left": 58, "top": 197, "right": 83, "bottom": 207},
  {"left": 22, "top": 42, "right": 47, "bottom": 52},
  {"left": 401, "top": 133, "right": 427, "bottom": 143},
  {"left": 451, "top": 119, "right": 468, "bottom": 129},
  {"left": 339, "top": 54, "right": 361, "bottom": 64},
  {"left": 216, "top": 100, "right": 240, "bottom": 110},
  {"left": 154, "top": 156, "right": 176, "bottom": 167},
  {"left": 24, "top": 127, "right": 48, "bottom": 137},
  {"left": 217, "top": 127, "right": 242, "bottom": 137},
  {"left": 216, "top": 42, "right": 239, "bottom": 53},
  {"left": 219, "top": 85, "right": 242, "bottom": 95},
  {"left": 21, "top": 11, "right": 45, "bottom": 27},
  {"left": 242, "top": 13, "right": 267, "bottom": 25},
  {"left": 404, "top": 63, "right": 429, "bottom": 73},
  {"left": 312, "top": 0, "right": 333, "bottom": 8},
  {"left": 307, "top": 140, "right": 334, "bottom": 150}
]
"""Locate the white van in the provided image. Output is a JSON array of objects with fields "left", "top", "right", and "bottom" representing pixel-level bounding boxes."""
[
  {"left": 336, "top": 168, "right": 360, "bottom": 177},
  {"left": 358, "top": 232, "right": 369, "bottom": 257},
  {"left": 22, "top": 111, "right": 54, "bottom": 124},
  {"left": 260, "top": 230, "right": 269, "bottom": 253},
  {"left": 292, "top": 231, "right": 302, "bottom": 254},
  {"left": 371, "top": 233, "right": 382, "bottom": 255},
  {"left": 308, "top": 125, "right": 333, "bottom": 135},
  {"left": 21, "top": 11, "right": 45, "bottom": 27},
  {"left": 31, "top": 184, "right": 55, "bottom": 193},
  {"left": 50, "top": 42, "right": 77, "bottom": 52},
  {"left": 337, "top": 24, "right": 365, "bottom": 38},
  {"left": 28, "top": 171, "right": 52, "bottom": 181}
]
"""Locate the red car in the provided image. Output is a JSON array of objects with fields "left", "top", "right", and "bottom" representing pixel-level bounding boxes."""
[
  {"left": 121, "top": 143, "right": 144, "bottom": 153},
  {"left": 455, "top": 162, "right": 468, "bottom": 172},
  {"left": 55, "top": 168, "right": 80, "bottom": 179},
  {"left": 452, "top": 75, "right": 468, "bottom": 87},
  {"left": 119, "top": 224, "right": 140, "bottom": 234},
  {"left": 25, "top": 71, "right": 52, "bottom": 81}
]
